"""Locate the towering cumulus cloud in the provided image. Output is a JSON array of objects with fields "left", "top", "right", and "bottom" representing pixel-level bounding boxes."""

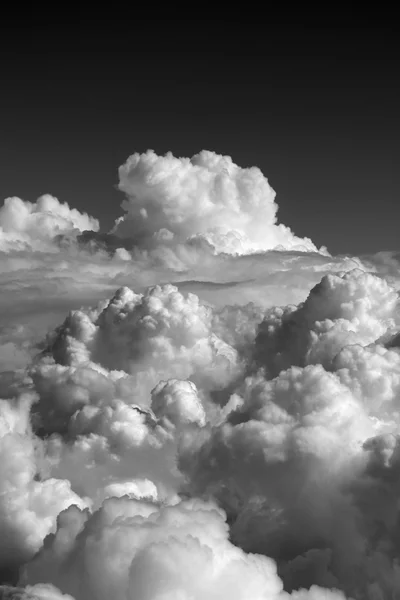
[
  {"left": 1, "top": 149, "right": 399, "bottom": 600},
  {"left": 113, "top": 150, "right": 323, "bottom": 254}
]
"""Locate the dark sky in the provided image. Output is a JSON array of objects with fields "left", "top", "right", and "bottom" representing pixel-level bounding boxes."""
[{"left": 1, "top": 19, "right": 399, "bottom": 255}]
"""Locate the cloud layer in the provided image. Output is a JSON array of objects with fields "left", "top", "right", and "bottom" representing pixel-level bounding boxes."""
[{"left": 1, "top": 150, "right": 399, "bottom": 600}]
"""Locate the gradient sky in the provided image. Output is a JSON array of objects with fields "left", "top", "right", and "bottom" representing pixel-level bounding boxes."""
[{"left": 1, "top": 20, "right": 399, "bottom": 255}]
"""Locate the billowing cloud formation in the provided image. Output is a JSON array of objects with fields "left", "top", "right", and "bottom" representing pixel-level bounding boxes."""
[
  {"left": 0, "top": 151, "right": 368, "bottom": 368},
  {"left": 0, "top": 392, "right": 88, "bottom": 584},
  {"left": 255, "top": 268, "right": 399, "bottom": 376},
  {"left": 20, "top": 497, "right": 350, "bottom": 600},
  {"left": 31, "top": 283, "right": 241, "bottom": 419},
  {"left": 113, "top": 150, "right": 325, "bottom": 254},
  {"left": 151, "top": 379, "right": 206, "bottom": 428},
  {"left": 177, "top": 271, "right": 400, "bottom": 599},
  {"left": 2, "top": 149, "right": 400, "bottom": 600},
  {"left": 0, "top": 195, "right": 99, "bottom": 252}
]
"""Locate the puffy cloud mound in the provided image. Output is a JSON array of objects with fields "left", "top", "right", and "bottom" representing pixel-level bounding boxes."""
[
  {"left": 175, "top": 270, "right": 400, "bottom": 599},
  {"left": 0, "top": 195, "right": 99, "bottom": 252},
  {"left": 14, "top": 267, "right": 400, "bottom": 600},
  {"left": 179, "top": 364, "right": 373, "bottom": 531},
  {"left": 33, "top": 284, "right": 241, "bottom": 414},
  {"left": 151, "top": 379, "right": 206, "bottom": 428},
  {"left": 112, "top": 150, "right": 323, "bottom": 254},
  {"left": 177, "top": 359, "right": 400, "bottom": 598},
  {"left": 0, "top": 392, "right": 88, "bottom": 584},
  {"left": 20, "top": 497, "right": 348, "bottom": 600},
  {"left": 335, "top": 343, "right": 400, "bottom": 418},
  {"left": 23, "top": 284, "right": 244, "bottom": 509},
  {"left": 255, "top": 269, "right": 399, "bottom": 376}
]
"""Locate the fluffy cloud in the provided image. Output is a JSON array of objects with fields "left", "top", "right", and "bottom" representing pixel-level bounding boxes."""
[
  {"left": 175, "top": 270, "right": 400, "bottom": 599},
  {"left": 113, "top": 150, "right": 325, "bottom": 254},
  {"left": 151, "top": 379, "right": 206, "bottom": 428},
  {"left": 33, "top": 284, "right": 241, "bottom": 407},
  {"left": 335, "top": 343, "right": 400, "bottom": 419},
  {"left": 0, "top": 195, "right": 99, "bottom": 252},
  {"left": 2, "top": 149, "right": 400, "bottom": 600},
  {"left": 0, "top": 393, "right": 88, "bottom": 584},
  {"left": 177, "top": 359, "right": 400, "bottom": 597},
  {"left": 255, "top": 269, "right": 399, "bottom": 377},
  {"left": 20, "top": 497, "right": 349, "bottom": 600}
]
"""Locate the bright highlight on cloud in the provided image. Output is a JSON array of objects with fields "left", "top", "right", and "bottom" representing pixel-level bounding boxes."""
[
  {"left": 113, "top": 150, "right": 325, "bottom": 254},
  {"left": 0, "top": 195, "right": 99, "bottom": 252},
  {"left": 0, "top": 149, "right": 399, "bottom": 600}
]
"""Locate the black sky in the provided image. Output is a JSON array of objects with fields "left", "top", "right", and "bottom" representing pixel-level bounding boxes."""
[{"left": 1, "top": 19, "right": 399, "bottom": 255}]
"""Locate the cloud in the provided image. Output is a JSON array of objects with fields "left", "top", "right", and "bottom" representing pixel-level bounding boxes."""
[
  {"left": 32, "top": 283, "right": 242, "bottom": 407},
  {"left": 2, "top": 149, "right": 400, "bottom": 599},
  {"left": 0, "top": 393, "right": 88, "bottom": 584},
  {"left": 0, "top": 195, "right": 98, "bottom": 252},
  {"left": 151, "top": 379, "right": 206, "bottom": 428},
  {"left": 112, "top": 150, "right": 326, "bottom": 255},
  {"left": 335, "top": 343, "right": 400, "bottom": 418},
  {"left": 255, "top": 269, "right": 399, "bottom": 376},
  {"left": 175, "top": 271, "right": 400, "bottom": 598},
  {"left": 19, "top": 497, "right": 349, "bottom": 600}
]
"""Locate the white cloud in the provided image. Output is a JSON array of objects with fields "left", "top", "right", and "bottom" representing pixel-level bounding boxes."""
[
  {"left": 113, "top": 150, "right": 325, "bottom": 255},
  {"left": 0, "top": 393, "right": 88, "bottom": 581},
  {"left": 151, "top": 379, "right": 206, "bottom": 428},
  {"left": 20, "top": 496, "right": 350, "bottom": 600},
  {"left": 0, "top": 195, "right": 98, "bottom": 252},
  {"left": 1, "top": 149, "right": 400, "bottom": 599},
  {"left": 255, "top": 269, "right": 399, "bottom": 376}
]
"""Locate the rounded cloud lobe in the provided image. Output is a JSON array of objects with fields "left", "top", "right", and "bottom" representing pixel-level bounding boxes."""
[
  {"left": 0, "top": 195, "right": 99, "bottom": 252},
  {"left": 113, "top": 150, "right": 323, "bottom": 254},
  {"left": 1, "top": 150, "right": 400, "bottom": 600}
]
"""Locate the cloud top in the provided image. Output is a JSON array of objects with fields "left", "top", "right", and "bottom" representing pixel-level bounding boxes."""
[
  {"left": 0, "top": 195, "right": 99, "bottom": 251},
  {"left": 113, "top": 150, "right": 323, "bottom": 255}
]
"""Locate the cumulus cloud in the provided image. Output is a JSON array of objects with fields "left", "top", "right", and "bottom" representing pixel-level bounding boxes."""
[
  {"left": 2, "top": 148, "right": 400, "bottom": 599},
  {"left": 151, "top": 379, "right": 206, "bottom": 428},
  {"left": 0, "top": 392, "right": 88, "bottom": 584},
  {"left": 177, "top": 361, "right": 400, "bottom": 597},
  {"left": 0, "top": 195, "right": 99, "bottom": 252},
  {"left": 112, "top": 150, "right": 326, "bottom": 255},
  {"left": 32, "top": 283, "right": 242, "bottom": 407},
  {"left": 335, "top": 343, "right": 400, "bottom": 418},
  {"left": 19, "top": 497, "right": 349, "bottom": 600},
  {"left": 0, "top": 583, "right": 75, "bottom": 600},
  {"left": 255, "top": 269, "right": 399, "bottom": 376},
  {"left": 175, "top": 271, "right": 400, "bottom": 599}
]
